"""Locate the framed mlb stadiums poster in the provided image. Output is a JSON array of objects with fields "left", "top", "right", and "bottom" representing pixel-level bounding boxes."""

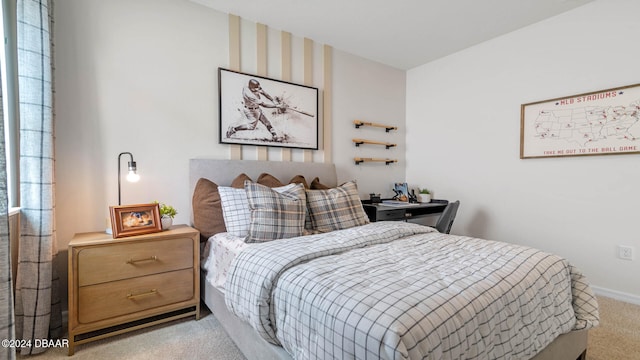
[
  {"left": 520, "top": 83, "right": 640, "bottom": 159},
  {"left": 218, "top": 68, "right": 319, "bottom": 150}
]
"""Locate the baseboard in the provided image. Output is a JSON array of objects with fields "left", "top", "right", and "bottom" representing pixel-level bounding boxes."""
[{"left": 591, "top": 285, "right": 640, "bottom": 305}]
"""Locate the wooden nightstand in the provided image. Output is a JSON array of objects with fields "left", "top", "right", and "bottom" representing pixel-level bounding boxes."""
[{"left": 67, "top": 225, "right": 200, "bottom": 355}]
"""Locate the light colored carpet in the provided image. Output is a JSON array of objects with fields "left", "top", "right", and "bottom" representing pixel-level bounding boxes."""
[
  {"left": 587, "top": 296, "right": 640, "bottom": 360},
  {"left": 19, "top": 296, "right": 639, "bottom": 360},
  {"left": 20, "top": 306, "right": 245, "bottom": 360}
]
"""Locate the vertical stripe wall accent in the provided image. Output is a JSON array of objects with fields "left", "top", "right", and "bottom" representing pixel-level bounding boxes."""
[
  {"left": 256, "top": 23, "right": 267, "bottom": 77},
  {"left": 323, "top": 45, "right": 333, "bottom": 163},
  {"left": 227, "top": 14, "right": 331, "bottom": 163},
  {"left": 255, "top": 23, "right": 268, "bottom": 161},
  {"left": 302, "top": 38, "right": 313, "bottom": 163},
  {"left": 281, "top": 31, "right": 292, "bottom": 162},
  {"left": 228, "top": 14, "right": 242, "bottom": 160}
]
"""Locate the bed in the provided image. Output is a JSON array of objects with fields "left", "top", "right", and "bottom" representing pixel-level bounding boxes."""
[{"left": 189, "top": 159, "right": 599, "bottom": 360}]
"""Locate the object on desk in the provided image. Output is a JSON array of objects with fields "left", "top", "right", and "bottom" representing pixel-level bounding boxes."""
[
  {"left": 380, "top": 201, "right": 421, "bottom": 207},
  {"left": 382, "top": 200, "right": 407, "bottom": 205},
  {"left": 418, "top": 188, "right": 432, "bottom": 203},
  {"left": 408, "top": 189, "right": 418, "bottom": 203},
  {"left": 369, "top": 193, "right": 381, "bottom": 203},
  {"left": 392, "top": 182, "right": 409, "bottom": 202}
]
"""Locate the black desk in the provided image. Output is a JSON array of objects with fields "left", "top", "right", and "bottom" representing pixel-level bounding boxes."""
[{"left": 362, "top": 200, "right": 449, "bottom": 222}]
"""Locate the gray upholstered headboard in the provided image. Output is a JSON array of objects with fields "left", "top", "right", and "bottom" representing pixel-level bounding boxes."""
[{"left": 189, "top": 159, "right": 337, "bottom": 197}]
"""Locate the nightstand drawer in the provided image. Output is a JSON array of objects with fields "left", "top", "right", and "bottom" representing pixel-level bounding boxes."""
[
  {"left": 376, "top": 208, "right": 406, "bottom": 221},
  {"left": 78, "top": 237, "right": 193, "bottom": 286},
  {"left": 78, "top": 268, "right": 194, "bottom": 324}
]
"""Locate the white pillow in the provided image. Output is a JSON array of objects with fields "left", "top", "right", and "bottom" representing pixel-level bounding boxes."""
[{"left": 218, "top": 182, "right": 297, "bottom": 238}]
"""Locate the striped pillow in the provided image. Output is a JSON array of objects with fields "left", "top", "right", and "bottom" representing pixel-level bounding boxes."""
[
  {"left": 218, "top": 186, "right": 252, "bottom": 237},
  {"left": 305, "top": 181, "right": 369, "bottom": 232},
  {"left": 245, "top": 182, "right": 306, "bottom": 243}
]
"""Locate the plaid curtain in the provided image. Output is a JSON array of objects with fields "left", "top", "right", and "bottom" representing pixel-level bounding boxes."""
[
  {"left": 13, "top": 0, "right": 61, "bottom": 355},
  {"left": 0, "top": 59, "right": 15, "bottom": 359}
]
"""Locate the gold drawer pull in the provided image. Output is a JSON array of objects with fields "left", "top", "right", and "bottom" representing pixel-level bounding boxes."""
[
  {"left": 126, "top": 256, "right": 158, "bottom": 264},
  {"left": 126, "top": 289, "right": 157, "bottom": 299}
]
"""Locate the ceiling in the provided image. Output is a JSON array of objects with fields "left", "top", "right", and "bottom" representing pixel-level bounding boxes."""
[{"left": 191, "top": 0, "right": 594, "bottom": 70}]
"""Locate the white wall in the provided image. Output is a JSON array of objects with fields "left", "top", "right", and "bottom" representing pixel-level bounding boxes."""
[
  {"left": 333, "top": 50, "right": 406, "bottom": 199},
  {"left": 54, "top": 0, "right": 406, "bottom": 307},
  {"left": 56, "top": 0, "right": 227, "bottom": 235},
  {"left": 407, "top": 0, "right": 640, "bottom": 302}
]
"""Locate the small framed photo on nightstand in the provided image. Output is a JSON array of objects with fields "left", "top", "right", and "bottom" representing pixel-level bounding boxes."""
[{"left": 109, "top": 203, "right": 162, "bottom": 238}]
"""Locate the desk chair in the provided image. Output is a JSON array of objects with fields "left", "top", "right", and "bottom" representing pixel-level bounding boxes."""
[{"left": 435, "top": 200, "right": 460, "bottom": 234}]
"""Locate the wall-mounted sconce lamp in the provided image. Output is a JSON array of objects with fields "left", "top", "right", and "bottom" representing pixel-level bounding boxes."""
[{"left": 118, "top": 152, "right": 140, "bottom": 205}]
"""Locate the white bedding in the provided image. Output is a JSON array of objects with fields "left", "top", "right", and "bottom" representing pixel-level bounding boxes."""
[
  {"left": 202, "top": 232, "right": 251, "bottom": 291},
  {"left": 224, "top": 222, "right": 599, "bottom": 360},
  {"left": 201, "top": 229, "right": 323, "bottom": 291}
]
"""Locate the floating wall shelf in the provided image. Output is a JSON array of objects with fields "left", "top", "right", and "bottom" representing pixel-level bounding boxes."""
[
  {"left": 354, "top": 157, "right": 398, "bottom": 165},
  {"left": 352, "top": 138, "right": 397, "bottom": 149},
  {"left": 353, "top": 120, "right": 397, "bottom": 132}
]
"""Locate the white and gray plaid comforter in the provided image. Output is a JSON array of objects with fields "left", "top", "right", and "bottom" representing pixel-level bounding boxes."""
[{"left": 225, "top": 222, "right": 599, "bottom": 360}]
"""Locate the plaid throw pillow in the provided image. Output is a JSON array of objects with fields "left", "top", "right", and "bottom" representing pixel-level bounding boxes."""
[
  {"left": 305, "top": 181, "right": 369, "bottom": 232},
  {"left": 245, "top": 182, "right": 306, "bottom": 243},
  {"left": 219, "top": 183, "right": 299, "bottom": 238}
]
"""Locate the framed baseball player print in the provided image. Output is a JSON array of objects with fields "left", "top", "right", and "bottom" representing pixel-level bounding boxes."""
[{"left": 218, "top": 68, "right": 319, "bottom": 150}]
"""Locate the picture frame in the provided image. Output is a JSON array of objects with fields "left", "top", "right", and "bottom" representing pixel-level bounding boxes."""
[
  {"left": 393, "top": 182, "right": 409, "bottom": 202},
  {"left": 520, "top": 83, "right": 640, "bottom": 159},
  {"left": 109, "top": 203, "right": 162, "bottom": 238},
  {"left": 218, "top": 68, "right": 319, "bottom": 150}
]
